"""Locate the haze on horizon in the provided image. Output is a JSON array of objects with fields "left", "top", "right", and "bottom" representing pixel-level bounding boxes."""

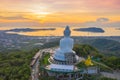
[{"left": 0, "top": 0, "right": 120, "bottom": 28}]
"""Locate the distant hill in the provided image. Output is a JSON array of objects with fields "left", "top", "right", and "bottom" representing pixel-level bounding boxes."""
[
  {"left": 0, "top": 30, "right": 120, "bottom": 57},
  {"left": 41, "top": 38, "right": 120, "bottom": 57},
  {"left": 73, "top": 44, "right": 99, "bottom": 57},
  {"left": 73, "top": 27, "right": 105, "bottom": 33},
  {"left": 6, "top": 28, "right": 56, "bottom": 32},
  {"left": 81, "top": 39, "right": 120, "bottom": 56}
]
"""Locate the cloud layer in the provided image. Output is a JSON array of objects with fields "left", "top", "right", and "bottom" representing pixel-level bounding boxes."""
[
  {"left": 0, "top": 0, "right": 120, "bottom": 12},
  {"left": 96, "top": 18, "right": 109, "bottom": 22},
  {"left": 85, "top": 18, "right": 120, "bottom": 27},
  {"left": 0, "top": 17, "right": 120, "bottom": 27},
  {"left": 0, "top": 21, "right": 40, "bottom": 27},
  {"left": 0, "top": 0, "right": 120, "bottom": 27},
  {"left": 0, "top": 16, "right": 28, "bottom": 20}
]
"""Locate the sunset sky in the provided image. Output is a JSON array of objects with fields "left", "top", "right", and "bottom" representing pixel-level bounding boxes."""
[{"left": 0, "top": 0, "right": 120, "bottom": 27}]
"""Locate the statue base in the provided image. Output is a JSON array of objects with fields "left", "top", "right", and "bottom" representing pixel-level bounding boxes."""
[{"left": 49, "top": 52, "right": 80, "bottom": 65}]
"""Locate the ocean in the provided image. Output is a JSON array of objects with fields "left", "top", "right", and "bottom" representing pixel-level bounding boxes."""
[{"left": 0, "top": 27, "right": 120, "bottom": 36}]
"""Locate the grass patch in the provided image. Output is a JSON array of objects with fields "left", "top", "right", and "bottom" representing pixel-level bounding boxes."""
[{"left": 40, "top": 53, "right": 50, "bottom": 66}]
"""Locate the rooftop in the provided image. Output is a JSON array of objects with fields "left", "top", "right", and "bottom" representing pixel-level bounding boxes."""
[{"left": 50, "top": 64, "right": 74, "bottom": 71}]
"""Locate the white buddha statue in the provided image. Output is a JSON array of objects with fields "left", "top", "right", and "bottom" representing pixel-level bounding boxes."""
[{"left": 53, "top": 26, "right": 75, "bottom": 61}]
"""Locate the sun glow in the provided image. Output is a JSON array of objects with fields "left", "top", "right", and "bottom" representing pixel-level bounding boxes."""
[{"left": 0, "top": 0, "right": 119, "bottom": 26}]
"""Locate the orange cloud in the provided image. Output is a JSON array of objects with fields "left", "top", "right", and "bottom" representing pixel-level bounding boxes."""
[
  {"left": 84, "top": 0, "right": 120, "bottom": 11},
  {"left": 0, "top": 0, "right": 120, "bottom": 24}
]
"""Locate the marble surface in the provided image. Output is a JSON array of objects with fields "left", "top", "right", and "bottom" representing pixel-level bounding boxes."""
[{"left": 53, "top": 26, "right": 76, "bottom": 61}]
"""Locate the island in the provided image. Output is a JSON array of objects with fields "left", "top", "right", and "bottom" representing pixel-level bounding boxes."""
[
  {"left": 73, "top": 27, "right": 105, "bottom": 33},
  {"left": 6, "top": 28, "right": 56, "bottom": 32}
]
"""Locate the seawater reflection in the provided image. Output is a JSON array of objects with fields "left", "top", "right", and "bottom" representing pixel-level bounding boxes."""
[{"left": 2, "top": 27, "right": 120, "bottom": 36}]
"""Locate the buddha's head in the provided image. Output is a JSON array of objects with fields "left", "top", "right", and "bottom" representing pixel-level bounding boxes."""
[{"left": 64, "top": 26, "right": 71, "bottom": 37}]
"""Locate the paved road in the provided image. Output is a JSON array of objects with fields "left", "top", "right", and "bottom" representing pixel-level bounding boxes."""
[{"left": 30, "top": 47, "right": 57, "bottom": 80}]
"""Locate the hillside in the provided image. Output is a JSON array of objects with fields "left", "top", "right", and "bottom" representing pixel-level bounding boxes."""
[
  {"left": 75, "top": 38, "right": 120, "bottom": 57},
  {"left": 0, "top": 48, "right": 39, "bottom": 80},
  {"left": 73, "top": 44, "right": 120, "bottom": 70},
  {"left": 89, "top": 39, "right": 120, "bottom": 56},
  {"left": 0, "top": 42, "right": 119, "bottom": 80},
  {"left": 73, "top": 44, "right": 99, "bottom": 57}
]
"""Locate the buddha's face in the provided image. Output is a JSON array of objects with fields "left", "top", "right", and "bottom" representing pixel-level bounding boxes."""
[{"left": 64, "top": 26, "right": 71, "bottom": 37}]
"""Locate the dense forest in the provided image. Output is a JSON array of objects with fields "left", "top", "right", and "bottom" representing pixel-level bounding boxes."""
[
  {"left": 73, "top": 44, "right": 120, "bottom": 70},
  {"left": 0, "top": 48, "right": 39, "bottom": 80},
  {"left": 0, "top": 43, "right": 119, "bottom": 80}
]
